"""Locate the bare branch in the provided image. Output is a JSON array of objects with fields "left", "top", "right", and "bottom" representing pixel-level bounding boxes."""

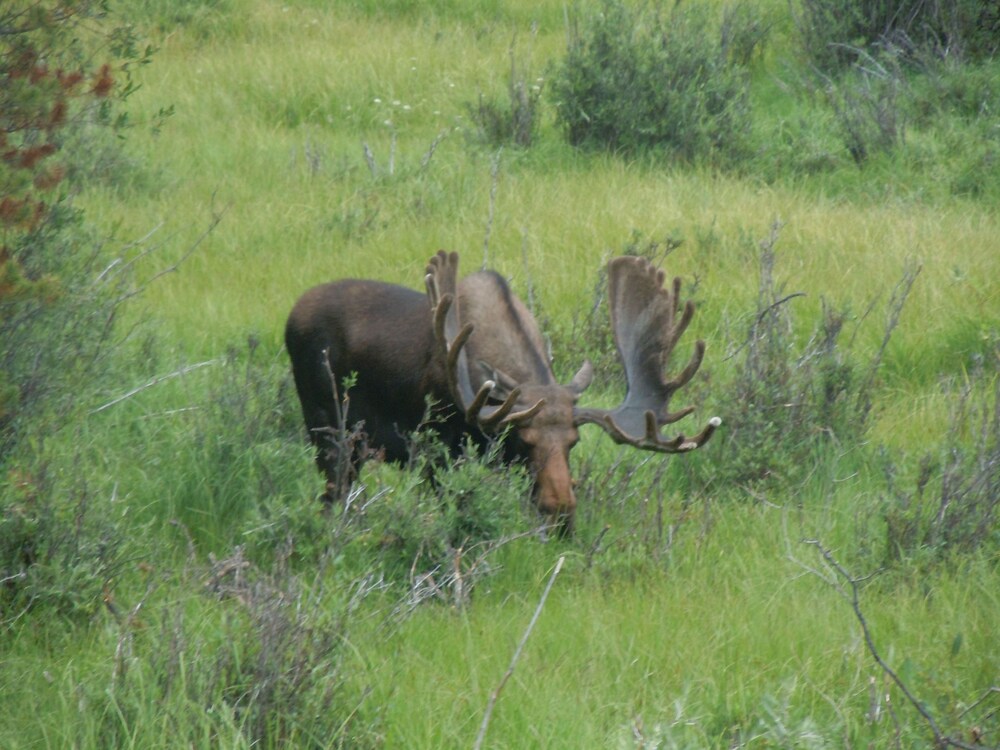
[
  {"left": 474, "top": 555, "right": 565, "bottom": 750},
  {"left": 90, "top": 360, "right": 216, "bottom": 413},
  {"left": 802, "top": 539, "right": 987, "bottom": 750},
  {"left": 482, "top": 148, "right": 502, "bottom": 270}
]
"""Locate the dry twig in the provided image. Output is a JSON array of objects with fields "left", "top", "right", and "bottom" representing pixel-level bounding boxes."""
[
  {"left": 473, "top": 555, "right": 565, "bottom": 750},
  {"left": 801, "top": 539, "right": 989, "bottom": 750}
]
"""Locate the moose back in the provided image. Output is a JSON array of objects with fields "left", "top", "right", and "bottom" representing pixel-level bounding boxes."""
[{"left": 285, "top": 251, "right": 719, "bottom": 532}]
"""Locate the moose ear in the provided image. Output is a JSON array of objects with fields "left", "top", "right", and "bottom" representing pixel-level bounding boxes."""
[
  {"left": 477, "top": 359, "right": 519, "bottom": 399},
  {"left": 567, "top": 360, "right": 594, "bottom": 396}
]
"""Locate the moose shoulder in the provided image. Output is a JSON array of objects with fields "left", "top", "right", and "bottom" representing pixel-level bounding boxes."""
[{"left": 284, "top": 251, "right": 720, "bottom": 533}]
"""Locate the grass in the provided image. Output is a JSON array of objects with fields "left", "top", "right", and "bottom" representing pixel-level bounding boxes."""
[{"left": 5, "top": 0, "right": 1000, "bottom": 747}]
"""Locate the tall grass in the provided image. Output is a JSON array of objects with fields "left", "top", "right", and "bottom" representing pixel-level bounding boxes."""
[{"left": 6, "top": 1, "right": 999, "bottom": 747}]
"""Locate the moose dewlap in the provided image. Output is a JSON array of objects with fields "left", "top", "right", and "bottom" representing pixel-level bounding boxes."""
[{"left": 284, "top": 251, "right": 720, "bottom": 533}]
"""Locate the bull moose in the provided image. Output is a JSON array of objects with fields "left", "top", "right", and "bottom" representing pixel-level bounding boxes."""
[{"left": 284, "top": 251, "right": 720, "bottom": 532}]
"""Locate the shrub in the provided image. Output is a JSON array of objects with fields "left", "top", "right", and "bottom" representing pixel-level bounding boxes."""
[
  {"left": 92, "top": 549, "right": 381, "bottom": 748},
  {"left": 550, "top": 0, "right": 754, "bottom": 164},
  {"left": 878, "top": 360, "right": 1000, "bottom": 568},
  {"left": 0, "top": 1, "right": 150, "bottom": 454},
  {"left": 795, "top": 0, "right": 1000, "bottom": 73},
  {"left": 1, "top": 448, "right": 130, "bottom": 623},
  {"left": 0, "top": 1, "right": 154, "bottom": 620},
  {"left": 705, "top": 225, "right": 918, "bottom": 490},
  {"left": 354, "top": 433, "right": 535, "bottom": 607},
  {"left": 822, "top": 50, "right": 908, "bottom": 166}
]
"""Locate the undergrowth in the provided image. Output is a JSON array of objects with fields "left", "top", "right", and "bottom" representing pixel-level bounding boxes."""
[{"left": 4, "top": 2, "right": 999, "bottom": 748}]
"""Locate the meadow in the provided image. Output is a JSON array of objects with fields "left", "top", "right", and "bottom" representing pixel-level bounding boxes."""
[{"left": 2, "top": 0, "right": 999, "bottom": 747}]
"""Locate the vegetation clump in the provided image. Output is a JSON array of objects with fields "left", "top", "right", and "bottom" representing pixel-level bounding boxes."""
[
  {"left": 1, "top": 1, "right": 153, "bottom": 619},
  {"left": 550, "top": 1, "right": 757, "bottom": 164},
  {"left": 3, "top": 1, "right": 999, "bottom": 747},
  {"left": 795, "top": 0, "right": 1000, "bottom": 73}
]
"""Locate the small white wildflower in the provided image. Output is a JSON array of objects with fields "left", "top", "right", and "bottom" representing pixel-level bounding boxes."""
[
  {"left": 392, "top": 100, "right": 401, "bottom": 106},
  {"left": 373, "top": 97, "right": 382, "bottom": 104},
  {"left": 402, "top": 104, "right": 412, "bottom": 111}
]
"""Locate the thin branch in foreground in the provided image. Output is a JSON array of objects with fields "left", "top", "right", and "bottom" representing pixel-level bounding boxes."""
[
  {"left": 481, "top": 148, "right": 502, "bottom": 271},
  {"left": 802, "top": 539, "right": 987, "bottom": 750},
  {"left": 90, "top": 360, "right": 216, "bottom": 413},
  {"left": 473, "top": 554, "right": 565, "bottom": 750}
]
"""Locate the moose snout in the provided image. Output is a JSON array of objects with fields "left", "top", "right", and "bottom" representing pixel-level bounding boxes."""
[{"left": 532, "top": 449, "right": 577, "bottom": 535}]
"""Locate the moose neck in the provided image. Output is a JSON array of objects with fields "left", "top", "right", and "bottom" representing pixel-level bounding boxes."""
[{"left": 457, "top": 270, "right": 555, "bottom": 387}]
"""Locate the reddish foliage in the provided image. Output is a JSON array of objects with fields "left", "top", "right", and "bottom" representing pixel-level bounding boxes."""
[
  {"left": 33, "top": 165, "right": 65, "bottom": 191},
  {"left": 57, "top": 69, "right": 85, "bottom": 91},
  {"left": 48, "top": 99, "right": 67, "bottom": 129},
  {"left": 1, "top": 37, "right": 115, "bottom": 246},
  {"left": 91, "top": 63, "right": 113, "bottom": 98},
  {"left": 15, "top": 144, "right": 58, "bottom": 170}
]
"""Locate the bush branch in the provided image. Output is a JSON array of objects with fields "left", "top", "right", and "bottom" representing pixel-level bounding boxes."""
[
  {"left": 473, "top": 554, "right": 565, "bottom": 750},
  {"left": 803, "top": 539, "right": 986, "bottom": 750}
]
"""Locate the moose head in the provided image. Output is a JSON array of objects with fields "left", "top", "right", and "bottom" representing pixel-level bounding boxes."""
[{"left": 285, "top": 251, "right": 720, "bottom": 533}]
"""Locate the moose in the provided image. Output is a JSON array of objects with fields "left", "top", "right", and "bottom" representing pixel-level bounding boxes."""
[{"left": 284, "top": 251, "right": 720, "bottom": 533}]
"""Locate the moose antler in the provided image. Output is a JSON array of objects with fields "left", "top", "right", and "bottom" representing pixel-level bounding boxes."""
[
  {"left": 425, "top": 251, "right": 543, "bottom": 430},
  {"left": 574, "top": 256, "right": 721, "bottom": 452}
]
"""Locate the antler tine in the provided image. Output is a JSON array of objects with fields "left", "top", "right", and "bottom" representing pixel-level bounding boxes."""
[
  {"left": 574, "top": 255, "right": 720, "bottom": 453},
  {"left": 664, "top": 337, "right": 705, "bottom": 398},
  {"left": 426, "top": 251, "right": 536, "bottom": 431}
]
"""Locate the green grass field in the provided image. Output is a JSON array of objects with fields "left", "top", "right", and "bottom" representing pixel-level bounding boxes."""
[{"left": 3, "top": 1, "right": 999, "bottom": 747}]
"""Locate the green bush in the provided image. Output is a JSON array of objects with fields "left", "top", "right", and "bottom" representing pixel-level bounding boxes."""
[
  {"left": 0, "top": 0, "right": 154, "bottom": 450},
  {"left": 823, "top": 51, "right": 908, "bottom": 166},
  {"left": 1, "top": 448, "right": 130, "bottom": 622},
  {"left": 877, "top": 364, "right": 1000, "bottom": 569},
  {"left": 0, "top": 1, "right": 154, "bottom": 620},
  {"left": 703, "top": 227, "right": 918, "bottom": 490},
  {"left": 795, "top": 0, "right": 1000, "bottom": 73},
  {"left": 354, "top": 434, "right": 535, "bottom": 605},
  {"left": 550, "top": 0, "right": 754, "bottom": 164}
]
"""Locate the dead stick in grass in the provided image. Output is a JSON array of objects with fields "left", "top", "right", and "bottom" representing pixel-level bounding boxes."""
[
  {"left": 90, "top": 360, "right": 216, "bottom": 413},
  {"left": 473, "top": 555, "right": 565, "bottom": 750},
  {"left": 804, "top": 540, "right": 986, "bottom": 750}
]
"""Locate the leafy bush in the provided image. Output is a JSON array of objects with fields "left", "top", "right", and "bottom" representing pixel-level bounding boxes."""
[
  {"left": 1, "top": 448, "right": 130, "bottom": 623},
  {"left": 353, "top": 433, "right": 535, "bottom": 606},
  {"left": 822, "top": 50, "right": 908, "bottom": 166},
  {"left": 909, "top": 56, "right": 1000, "bottom": 124},
  {"left": 0, "top": 0, "right": 156, "bottom": 447},
  {"left": 0, "top": 1, "right": 154, "bottom": 620},
  {"left": 90, "top": 549, "right": 381, "bottom": 748},
  {"left": 795, "top": 0, "right": 1000, "bottom": 73},
  {"left": 550, "top": 0, "right": 755, "bottom": 164}
]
